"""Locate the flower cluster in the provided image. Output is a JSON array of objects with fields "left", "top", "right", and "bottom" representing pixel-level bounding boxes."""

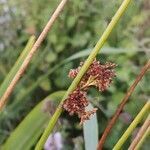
[
  {"left": 63, "top": 88, "right": 88, "bottom": 116},
  {"left": 63, "top": 59, "right": 116, "bottom": 124},
  {"left": 69, "top": 59, "right": 116, "bottom": 91}
]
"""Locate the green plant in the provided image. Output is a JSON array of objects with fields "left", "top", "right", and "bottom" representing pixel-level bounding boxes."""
[
  {"left": 2, "top": 91, "right": 65, "bottom": 150},
  {"left": 0, "top": 36, "right": 35, "bottom": 99},
  {"left": 0, "top": 0, "right": 68, "bottom": 110},
  {"left": 0, "top": 0, "right": 149, "bottom": 149},
  {"left": 35, "top": 0, "right": 134, "bottom": 149}
]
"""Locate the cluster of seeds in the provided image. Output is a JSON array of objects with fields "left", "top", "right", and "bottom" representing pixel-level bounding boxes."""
[{"left": 63, "top": 59, "right": 116, "bottom": 124}]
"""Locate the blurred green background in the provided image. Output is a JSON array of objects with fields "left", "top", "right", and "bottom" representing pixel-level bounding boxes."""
[{"left": 0, "top": 0, "right": 150, "bottom": 149}]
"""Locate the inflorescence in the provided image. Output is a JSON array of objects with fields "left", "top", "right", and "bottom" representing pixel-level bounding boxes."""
[{"left": 62, "top": 59, "right": 116, "bottom": 124}]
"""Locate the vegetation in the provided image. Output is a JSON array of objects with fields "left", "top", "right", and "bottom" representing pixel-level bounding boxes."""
[{"left": 0, "top": 0, "right": 149, "bottom": 149}]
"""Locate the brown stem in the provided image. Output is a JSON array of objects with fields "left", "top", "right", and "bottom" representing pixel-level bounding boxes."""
[
  {"left": 97, "top": 60, "right": 150, "bottom": 150},
  {"left": 128, "top": 114, "right": 150, "bottom": 150},
  {"left": 0, "top": 0, "right": 68, "bottom": 111}
]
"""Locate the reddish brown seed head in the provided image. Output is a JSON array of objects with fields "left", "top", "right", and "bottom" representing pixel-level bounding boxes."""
[{"left": 63, "top": 59, "right": 116, "bottom": 124}]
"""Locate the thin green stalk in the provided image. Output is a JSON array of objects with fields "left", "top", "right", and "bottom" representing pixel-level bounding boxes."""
[
  {"left": 0, "top": 36, "right": 35, "bottom": 98},
  {"left": 113, "top": 101, "right": 150, "bottom": 150},
  {"left": 35, "top": 0, "right": 132, "bottom": 149},
  {"left": 135, "top": 126, "right": 150, "bottom": 150}
]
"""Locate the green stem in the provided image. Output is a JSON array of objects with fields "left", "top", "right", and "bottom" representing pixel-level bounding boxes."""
[
  {"left": 35, "top": 0, "right": 132, "bottom": 149},
  {"left": 0, "top": 36, "right": 35, "bottom": 98},
  {"left": 113, "top": 101, "right": 150, "bottom": 150}
]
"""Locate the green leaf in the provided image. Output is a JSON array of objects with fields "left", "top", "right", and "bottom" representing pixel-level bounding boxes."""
[
  {"left": 66, "top": 46, "right": 150, "bottom": 62},
  {"left": 2, "top": 91, "right": 65, "bottom": 150},
  {"left": 83, "top": 104, "right": 98, "bottom": 150},
  {"left": 0, "top": 36, "right": 35, "bottom": 98}
]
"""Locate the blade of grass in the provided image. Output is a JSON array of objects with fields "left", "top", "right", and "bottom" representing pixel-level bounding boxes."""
[
  {"left": 67, "top": 47, "right": 150, "bottom": 60},
  {"left": 0, "top": 36, "right": 35, "bottom": 98},
  {"left": 83, "top": 104, "right": 98, "bottom": 150},
  {"left": 2, "top": 91, "right": 65, "bottom": 150},
  {"left": 35, "top": 0, "right": 132, "bottom": 149},
  {"left": 112, "top": 101, "right": 150, "bottom": 150},
  {"left": 0, "top": 0, "right": 68, "bottom": 110}
]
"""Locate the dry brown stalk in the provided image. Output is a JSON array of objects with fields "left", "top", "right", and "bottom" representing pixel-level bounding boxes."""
[
  {"left": 0, "top": 0, "right": 68, "bottom": 111},
  {"left": 97, "top": 60, "right": 150, "bottom": 150}
]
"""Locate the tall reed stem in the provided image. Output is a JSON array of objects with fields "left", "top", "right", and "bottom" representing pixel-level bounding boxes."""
[
  {"left": 35, "top": 0, "right": 132, "bottom": 149},
  {"left": 113, "top": 101, "right": 150, "bottom": 150}
]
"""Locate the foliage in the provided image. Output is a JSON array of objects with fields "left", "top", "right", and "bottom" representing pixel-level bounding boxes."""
[
  {"left": 0, "top": 0, "right": 150, "bottom": 149},
  {"left": 2, "top": 91, "right": 65, "bottom": 150}
]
